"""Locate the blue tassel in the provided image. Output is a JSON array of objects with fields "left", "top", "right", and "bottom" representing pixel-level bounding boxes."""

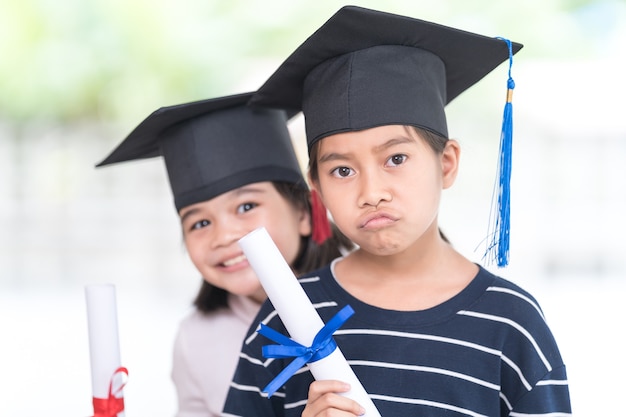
[{"left": 485, "top": 38, "right": 515, "bottom": 267}]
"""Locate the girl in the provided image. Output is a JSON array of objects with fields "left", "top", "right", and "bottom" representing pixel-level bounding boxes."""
[
  {"left": 224, "top": 6, "right": 572, "bottom": 417},
  {"left": 96, "top": 92, "right": 353, "bottom": 417}
]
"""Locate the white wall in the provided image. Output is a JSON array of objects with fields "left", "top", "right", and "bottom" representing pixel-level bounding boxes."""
[{"left": 1, "top": 57, "right": 624, "bottom": 416}]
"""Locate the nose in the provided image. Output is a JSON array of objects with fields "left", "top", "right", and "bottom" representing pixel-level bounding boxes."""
[
  {"left": 209, "top": 218, "right": 246, "bottom": 249},
  {"left": 357, "top": 168, "right": 392, "bottom": 208}
]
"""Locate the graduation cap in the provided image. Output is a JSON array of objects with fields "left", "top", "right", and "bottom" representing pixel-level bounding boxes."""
[
  {"left": 249, "top": 5, "right": 522, "bottom": 266},
  {"left": 96, "top": 92, "right": 306, "bottom": 212},
  {"left": 249, "top": 5, "right": 522, "bottom": 148}
]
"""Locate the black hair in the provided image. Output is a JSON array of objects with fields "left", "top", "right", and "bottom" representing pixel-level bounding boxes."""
[{"left": 192, "top": 180, "right": 355, "bottom": 313}]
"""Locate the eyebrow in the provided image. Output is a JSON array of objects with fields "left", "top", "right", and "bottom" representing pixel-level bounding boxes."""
[
  {"left": 318, "top": 136, "right": 415, "bottom": 164},
  {"left": 373, "top": 136, "right": 415, "bottom": 152},
  {"left": 179, "top": 207, "right": 200, "bottom": 225}
]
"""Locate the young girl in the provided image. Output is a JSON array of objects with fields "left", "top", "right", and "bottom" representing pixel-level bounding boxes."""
[
  {"left": 224, "top": 6, "right": 571, "bottom": 417},
  {"left": 96, "top": 92, "right": 353, "bottom": 417}
]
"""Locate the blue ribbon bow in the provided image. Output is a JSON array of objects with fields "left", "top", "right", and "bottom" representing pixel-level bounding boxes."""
[{"left": 257, "top": 304, "right": 355, "bottom": 397}]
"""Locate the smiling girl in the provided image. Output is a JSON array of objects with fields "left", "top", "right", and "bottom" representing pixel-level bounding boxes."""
[{"left": 97, "top": 92, "right": 353, "bottom": 417}]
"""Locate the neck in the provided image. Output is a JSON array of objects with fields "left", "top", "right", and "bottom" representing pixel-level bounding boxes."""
[{"left": 334, "top": 237, "right": 477, "bottom": 311}]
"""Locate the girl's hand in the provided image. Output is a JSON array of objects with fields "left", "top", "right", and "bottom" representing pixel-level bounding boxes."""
[{"left": 302, "top": 380, "right": 366, "bottom": 417}]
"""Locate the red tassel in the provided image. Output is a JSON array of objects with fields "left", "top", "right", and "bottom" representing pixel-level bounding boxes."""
[{"left": 311, "top": 190, "right": 332, "bottom": 244}]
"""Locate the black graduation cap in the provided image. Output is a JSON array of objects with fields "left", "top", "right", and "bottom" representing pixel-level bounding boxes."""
[
  {"left": 249, "top": 5, "right": 523, "bottom": 149},
  {"left": 97, "top": 92, "right": 305, "bottom": 211}
]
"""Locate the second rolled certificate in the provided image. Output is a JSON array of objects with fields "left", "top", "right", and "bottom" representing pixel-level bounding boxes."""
[
  {"left": 238, "top": 227, "right": 381, "bottom": 417},
  {"left": 85, "top": 284, "right": 127, "bottom": 417}
]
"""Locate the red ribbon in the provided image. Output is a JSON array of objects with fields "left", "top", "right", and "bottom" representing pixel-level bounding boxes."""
[{"left": 92, "top": 366, "right": 128, "bottom": 417}]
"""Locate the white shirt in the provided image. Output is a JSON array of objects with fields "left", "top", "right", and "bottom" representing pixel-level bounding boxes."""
[{"left": 171, "top": 294, "right": 261, "bottom": 417}]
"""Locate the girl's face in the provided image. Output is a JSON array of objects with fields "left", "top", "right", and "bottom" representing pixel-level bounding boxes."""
[
  {"left": 179, "top": 181, "right": 311, "bottom": 303},
  {"left": 312, "top": 125, "right": 459, "bottom": 257}
]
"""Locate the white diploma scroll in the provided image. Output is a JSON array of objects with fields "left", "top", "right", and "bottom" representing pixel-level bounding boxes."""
[
  {"left": 85, "top": 284, "right": 126, "bottom": 417},
  {"left": 238, "top": 227, "right": 381, "bottom": 417}
]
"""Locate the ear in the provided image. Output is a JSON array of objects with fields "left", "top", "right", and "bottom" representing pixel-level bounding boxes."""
[
  {"left": 298, "top": 202, "right": 312, "bottom": 237},
  {"left": 441, "top": 139, "right": 461, "bottom": 189}
]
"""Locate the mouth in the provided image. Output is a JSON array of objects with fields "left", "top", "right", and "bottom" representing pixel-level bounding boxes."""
[
  {"left": 359, "top": 212, "right": 398, "bottom": 229},
  {"left": 221, "top": 254, "right": 247, "bottom": 267}
]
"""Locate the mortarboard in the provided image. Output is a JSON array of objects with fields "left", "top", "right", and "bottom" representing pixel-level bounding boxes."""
[
  {"left": 249, "top": 5, "right": 522, "bottom": 266},
  {"left": 96, "top": 92, "right": 306, "bottom": 212},
  {"left": 249, "top": 5, "right": 522, "bottom": 150}
]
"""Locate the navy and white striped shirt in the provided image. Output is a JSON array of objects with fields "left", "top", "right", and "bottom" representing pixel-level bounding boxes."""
[{"left": 223, "top": 263, "right": 571, "bottom": 417}]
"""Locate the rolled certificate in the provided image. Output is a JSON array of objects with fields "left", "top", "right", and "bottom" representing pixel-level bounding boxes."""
[
  {"left": 85, "top": 284, "right": 126, "bottom": 417},
  {"left": 238, "top": 227, "right": 381, "bottom": 417}
]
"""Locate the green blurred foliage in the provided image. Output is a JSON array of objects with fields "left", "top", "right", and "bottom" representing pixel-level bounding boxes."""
[{"left": 0, "top": 0, "right": 621, "bottom": 126}]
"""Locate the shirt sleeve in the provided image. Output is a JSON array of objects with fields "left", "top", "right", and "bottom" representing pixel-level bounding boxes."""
[{"left": 509, "top": 365, "right": 572, "bottom": 416}]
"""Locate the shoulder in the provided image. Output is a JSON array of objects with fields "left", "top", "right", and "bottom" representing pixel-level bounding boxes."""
[
  {"left": 176, "top": 304, "right": 253, "bottom": 346},
  {"left": 298, "top": 262, "right": 334, "bottom": 280},
  {"left": 467, "top": 267, "right": 567, "bottom": 377},
  {"left": 473, "top": 266, "right": 545, "bottom": 318},
  {"left": 464, "top": 267, "right": 563, "bottom": 359},
  {"left": 176, "top": 308, "right": 208, "bottom": 334},
  {"left": 174, "top": 309, "right": 220, "bottom": 351}
]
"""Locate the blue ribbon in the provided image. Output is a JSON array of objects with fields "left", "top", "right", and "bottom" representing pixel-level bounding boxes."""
[{"left": 257, "top": 304, "right": 354, "bottom": 397}]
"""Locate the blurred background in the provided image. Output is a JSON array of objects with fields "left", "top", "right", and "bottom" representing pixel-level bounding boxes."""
[{"left": 1, "top": 0, "right": 624, "bottom": 415}]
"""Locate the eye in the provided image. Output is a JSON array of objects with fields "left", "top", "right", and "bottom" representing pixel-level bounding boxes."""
[
  {"left": 330, "top": 166, "right": 354, "bottom": 178},
  {"left": 386, "top": 154, "right": 407, "bottom": 167},
  {"left": 190, "top": 219, "right": 210, "bottom": 231},
  {"left": 237, "top": 202, "right": 258, "bottom": 214}
]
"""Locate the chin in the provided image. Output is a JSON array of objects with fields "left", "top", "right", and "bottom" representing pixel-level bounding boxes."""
[
  {"left": 228, "top": 280, "right": 262, "bottom": 296},
  {"left": 359, "top": 236, "right": 403, "bottom": 255}
]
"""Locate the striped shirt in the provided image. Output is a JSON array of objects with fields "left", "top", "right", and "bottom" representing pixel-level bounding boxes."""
[{"left": 223, "top": 263, "right": 571, "bottom": 417}]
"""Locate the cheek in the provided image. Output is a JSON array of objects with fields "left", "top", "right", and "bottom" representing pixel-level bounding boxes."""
[
  {"left": 316, "top": 179, "right": 344, "bottom": 204},
  {"left": 263, "top": 208, "right": 307, "bottom": 263},
  {"left": 316, "top": 178, "right": 342, "bottom": 202},
  {"left": 183, "top": 236, "right": 204, "bottom": 267}
]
